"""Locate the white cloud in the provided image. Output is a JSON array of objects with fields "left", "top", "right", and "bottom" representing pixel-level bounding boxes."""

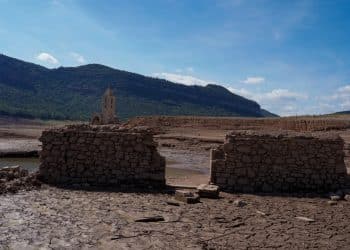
[
  {"left": 282, "top": 105, "right": 296, "bottom": 112},
  {"left": 70, "top": 52, "right": 86, "bottom": 64},
  {"left": 174, "top": 67, "right": 194, "bottom": 73},
  {"left": 228, "top": 87, "right": 307, "bottom": 102},
  {"left": 153, "top": 72, "right": 310, "bottom": 116},
  {"left": 240, "top": 76, "right": 265, "bottom": 85},
  {"left": 326, "top": 85, "right": 350, "bottom": 100},
  {"left": 36, "top": 52, "right": 59, "bottom": 65},
  {"left": 341, "top": 100, "right": 350, "bottom": 110},
  {"left": 186, "top": 67, "right": 194, "bottom": 73},
  {"left": 326, "top": 84, "right": 350, "bottom": 111},
  {"left": 152, "top": 72, "right": 215, "bottom": 86},
  {"left": 258, "top": 89, "right": 308, "bottom": 102},
  {"left": 227, "top": 87, "right": 255, "bottom": 99},
  {"left": 228, "top": 87, "right": 308, "bottom": 116},
  {"left": 335, "top": 85, "right": 350, "bottom": 98}
]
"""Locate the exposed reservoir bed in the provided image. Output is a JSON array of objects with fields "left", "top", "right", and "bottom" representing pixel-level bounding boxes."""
[{"left": 0, "top": 154, "right": 209, "bottom": 187}]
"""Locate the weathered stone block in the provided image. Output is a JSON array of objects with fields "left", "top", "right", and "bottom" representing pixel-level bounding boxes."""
[
  {"left": 175, "top": 190, "right": 200, "bottom": 204},
  {"left": 197, "top": 184, "right": 219, "bottom": 198}
]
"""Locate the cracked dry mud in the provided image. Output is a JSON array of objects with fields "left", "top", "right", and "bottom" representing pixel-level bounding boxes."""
[{"left": 1, "top": 186, "right": 350, "bottom": 250}]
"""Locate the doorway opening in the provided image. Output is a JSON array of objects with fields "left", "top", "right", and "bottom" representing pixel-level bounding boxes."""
[{"left": 155, "top": 127, "right": 225, "bottom": 187}]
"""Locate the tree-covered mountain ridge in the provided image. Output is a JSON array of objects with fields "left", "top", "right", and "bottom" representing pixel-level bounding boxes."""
[{"left": 0, "top": 54, "right": 277, "bottom": 120}]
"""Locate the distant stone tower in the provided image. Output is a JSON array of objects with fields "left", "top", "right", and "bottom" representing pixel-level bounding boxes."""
[
  {"left": 91, "top": 87, "right": 118, "bottom": 125},
  {"left": 101, "top": 87, "right": 117, "bottom": 124}
]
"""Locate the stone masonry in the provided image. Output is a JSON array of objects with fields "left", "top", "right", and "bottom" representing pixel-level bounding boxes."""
[
  {"left": 39, "top": 124, "right": 165, "bottom": 187},
  {"left": 127, "top": 116, "right": 350, "bottom": 132},
  {"left": 210, "top": 130, "right": 347, "bottom": 192}
]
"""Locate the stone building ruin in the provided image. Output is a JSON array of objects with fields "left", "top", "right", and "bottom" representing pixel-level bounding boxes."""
[
  {"left": 39, "top": 112, "right": 348, "bottom": 192},
  {"left": 39, "top": 125, "right": 165, "bottom": 187},
  {"left": 210, "top": 130, "right": 347, "bottom": 192},
  {"left": 91, "top": 87, "right": 118, "bottom": 125}
]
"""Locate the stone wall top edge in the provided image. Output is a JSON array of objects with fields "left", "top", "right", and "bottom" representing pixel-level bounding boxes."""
[
  {"left": 226, "top": 130, "right": 342, "bottom": 141},
  {"left": 42, "top": 124, "right": 153, "bottom": 134},
  {"left": 132, "top": 115, "right": 350, "bottom": 122}
]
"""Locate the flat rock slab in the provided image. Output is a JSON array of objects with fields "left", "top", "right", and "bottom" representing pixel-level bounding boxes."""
[
  {"left": 327, "top": 200, "right": 338, "bottom": 206},
  {"left": 166, "top": 199, "right": 181, "bottom": 206},
  {"left": 296, "top": 216, "right": 315, "bottom": 222},
  {"left": 174, "top": 190, "right": 200, "bottom": 204},
  {"left": 134, "top": 215, "right": 165, "bottom": 223},
  {"left": 197, "top": 184, "right": 219, "bottom": 198}
]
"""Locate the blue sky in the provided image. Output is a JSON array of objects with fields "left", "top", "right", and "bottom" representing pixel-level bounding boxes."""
[{"left": 1, "top": 0, "right": 350, "bottom": 116}]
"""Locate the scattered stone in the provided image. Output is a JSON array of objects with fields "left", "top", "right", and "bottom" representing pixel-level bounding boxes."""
[
  {"left": 330, "top": 195, "right": 341, "bottom": 201},
  {"left": 166, "top": 199, "right": 180, "bottom": 206},
  {"left": 197, "top": 184, "right": 219, "bottom": 198},
  {"left": 256, "top": 210, "right": 267, "bottom": 216},
  {"left": 233, "top": 199, "right": 247, "bottom": 207},
  {"left": 329, "top": 193, "right": 342, "bottom": 201},
  {"left": 296, "top": 216, "right": 315, "bottom": 222},
  {"left": 0, "top": 165, "right": 28, "bottom": 180},
  {"left": 344, "top": 194, "right": 350, "bottom": 201},
  {"left": 0, "top": 166, "right": 40, "bottom": 195},
  {"left": 134, "top": 215, "right": 165, "bottom": 222},
  {"left": 327, "top": 200, "right": 338, "bottom": 206},
  {"left": 1, "top": 183, "right": 350, "bottom": 249},
  {"left": 174, "top": 190, "right": 200, "bottom": 204}
]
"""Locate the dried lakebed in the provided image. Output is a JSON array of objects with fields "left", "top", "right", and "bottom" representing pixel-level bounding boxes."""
[
  {"left": 1, "top": 126, "right": 350, "bottom": 249},
  {"left": 0, "top": 138, "right": 40, "bottom": 157},
  {"left": 1, "top": 186, "right": 350, "bottom": 250},
  {"left": 0, "top": 155, "right": 209, "bottom": 187},
  {"left": 0, "top": 137, "right": 213, "bottom": 187}
]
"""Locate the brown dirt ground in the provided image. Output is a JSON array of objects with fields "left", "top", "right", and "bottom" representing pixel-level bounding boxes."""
[{"left": 1, "top": 186, "right": 350, "bottom": 249}]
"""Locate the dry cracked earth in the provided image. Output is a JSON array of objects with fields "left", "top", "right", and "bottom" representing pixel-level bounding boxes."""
[{"left": 1, "top": 186, "right": 350, "bottom": 250}]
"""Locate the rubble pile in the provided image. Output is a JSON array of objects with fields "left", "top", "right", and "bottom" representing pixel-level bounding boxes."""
[{"left": 0, "top": 166, "right": 41, "bottom": 194}]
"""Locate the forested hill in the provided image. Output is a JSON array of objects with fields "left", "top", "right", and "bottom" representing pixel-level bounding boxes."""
[
  {"left": 0, "top": 54, "right": 276, "bottom": 120},
  {"left": 332, "top": 111, "right": 350, "bottom": 115}
]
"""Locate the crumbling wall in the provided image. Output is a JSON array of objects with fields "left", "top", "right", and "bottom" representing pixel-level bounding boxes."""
[
  {"left": 210, "top": 130, "right": 347, "bottom": 192},
  {"left": 39, "top": 125, "right": 165, "bottom": 187}
]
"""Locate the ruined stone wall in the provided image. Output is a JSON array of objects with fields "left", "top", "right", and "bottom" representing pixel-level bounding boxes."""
[
  {"left": 210, "top": 130, "right": 347, "bottom": 192},
  {"left": 39, "top": 125, "right": 165, "bottom": 187},
  {"left": 127, "top": 116, "right": 350, "bottom": 132}
]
